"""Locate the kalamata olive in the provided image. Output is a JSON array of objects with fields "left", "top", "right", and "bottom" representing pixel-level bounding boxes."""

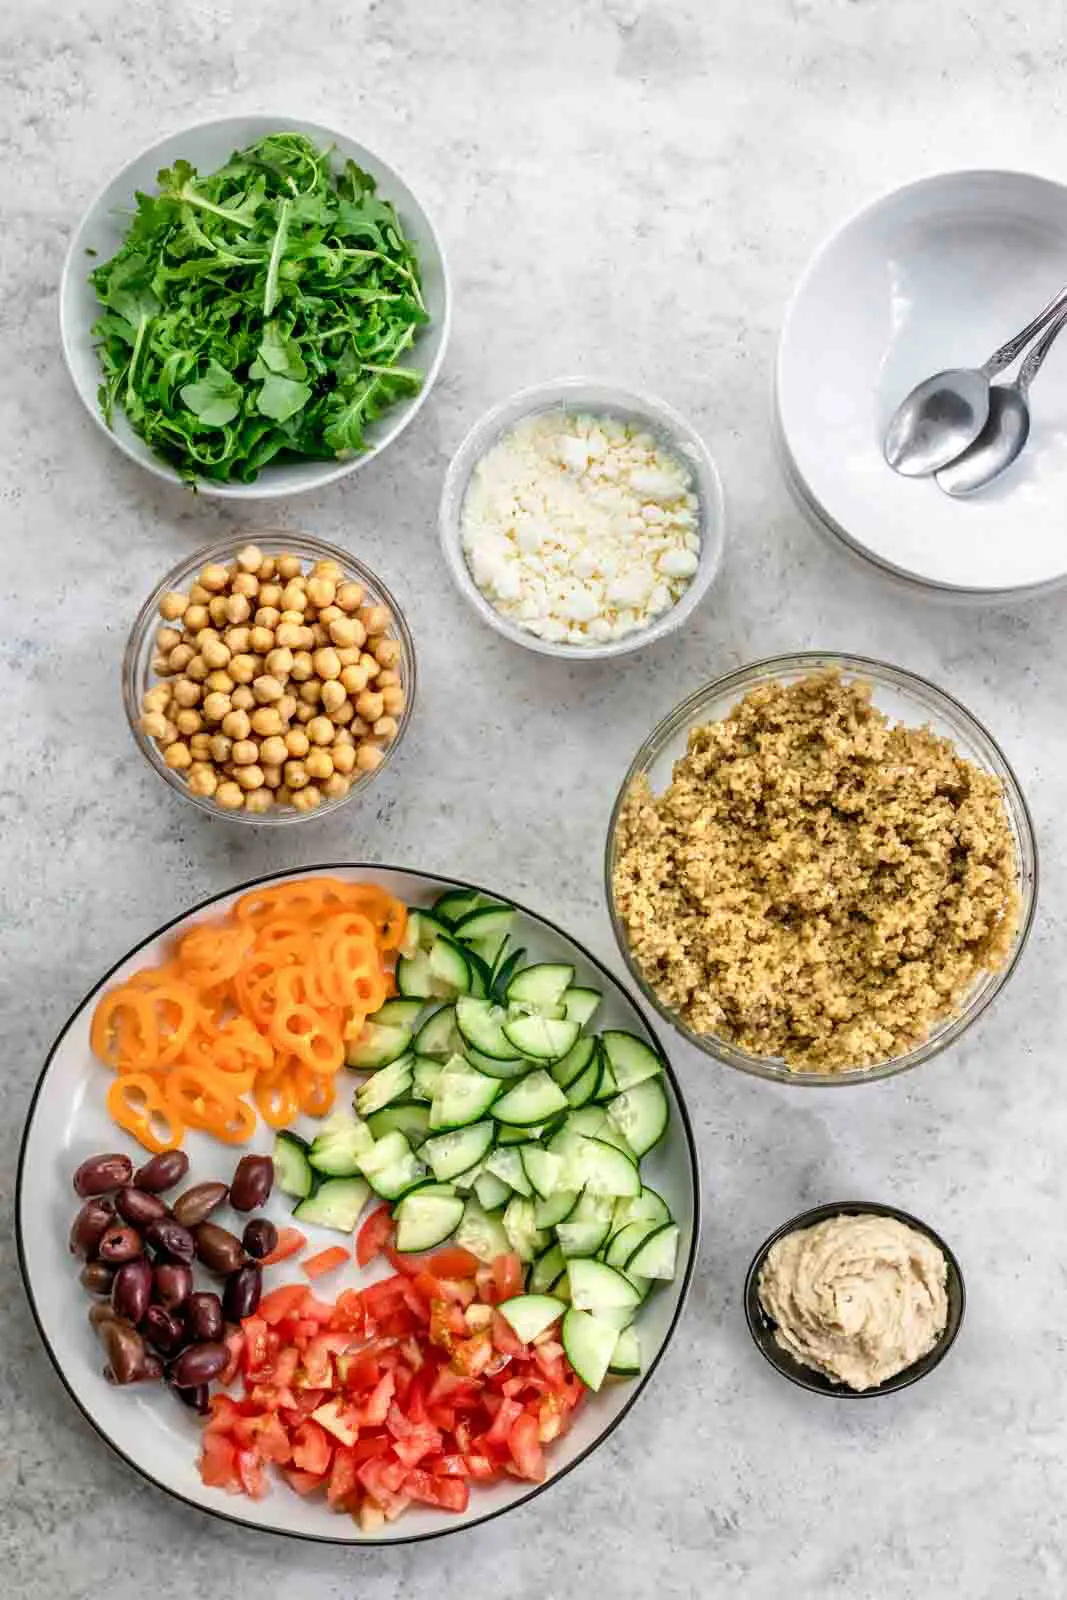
[
  {"left": 134, "top": 1150, "right": 190, "bottom": 1193},
  {"left": 79, "top": 1261, "right": 115, "bottom": 1295},
  {"left": 242, "top": 1218, "right": 278, "bottom": 1260},
  {"left": 112, "top": 1258, "right": 153, "bottom": 1324},
  {"left": 142, "top": 1304, "right": 188, "bottom": 1355},
  {"left": 89, "top": 1301, "right": 123, "bottom": 1333},
  {"left": 153, "top": 1261, "right": 193, "bottom": 1310},
  {"left": 184, "top": 1291, "right": 224, "bottom": 1343},
  {"left": 69, "top": 1197, "right": 115, "bottom": 1258},
  {"left": 102, "top": 1319, "right": 147, "bottom": 1385},
  {"left": 137, "top": 1354, "right": 164, "bottom": 1382},
  {"left": 145, "top": 1218, "right": 196, "bottom": 1264},
  {"left": 174, "top": 1383, "right": 211, "bottom": 1415},
  {"left": 194, "top": 1221, "right": 246, "bottom": 1275},
  {"left": 229, "top": 1154, "right": 274, "bottom": 1213},
  {"left": 223, "top": 1262, "right": 262, "bottom": 1322},
  {"left": 73, "top": 1152, "right": 133, "bottom": 1198},
  {"left": 171, "top": 1181, "right": 229, "bottom": 1228},
  {"left": 97, "top": 1225, "right": 144, "bottom": 1264},
  {"left": 115, "top": 1186, "right": 169, "bottom": 1228},
  {"left": 170, "top": 1340, "right": 228, "bottom": 1387}
]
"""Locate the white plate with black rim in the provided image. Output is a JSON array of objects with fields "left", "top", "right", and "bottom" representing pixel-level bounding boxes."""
[{"left": 17, "top": 865, "right": 699, "bottom": 1545}]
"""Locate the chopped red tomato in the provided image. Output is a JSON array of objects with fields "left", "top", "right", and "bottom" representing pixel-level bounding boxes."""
[
  {"left": 291, "top": 1419, "right": 332, "bottom": 1476},
  {"left": 492, "top": 1253, "right": 524, "bottom": 1302},
  {"left": 356, "top": 1204, "right": 394, "bottom": 1267},
  {"left": 508, "top": 1411, "right": 545, "bottom": 1481},
  {"left": 259, "top": 1227, "right": 307, "bottom": 1266}
]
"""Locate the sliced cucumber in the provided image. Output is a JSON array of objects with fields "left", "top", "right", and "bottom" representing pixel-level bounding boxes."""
[
  {"left": 601, "top": 1030, "right": 665, "bottom": 1092},
  {"left": 455, "top": 997, "right": 523, "bottom": 1061},
  {"left": 503, "top": 1195, "right": 550, "bottom": 1262},
  {"left": 606, "top": 1078, "right": 669, "bottom": 1157},
  {"left": 484, "top": 1145, "right": 534, "bottom": 1198},
  {"left": 588, "top": 1299, "right": 639, "bottom": 1332},
  {"left": 432, "top": 889, "right": 483, "bottom": 926},
  {"left": 367, "top": 1101, "right": 431, "bottom": 1146},
  {"left": 550, "top": 1034, "right": 597, "bottom": 1089},
  {"left": 562, "top": 986, "right": 602, "bottom": 1027},
  {"left": 473, "top": 1168, "right": 513, "bottom": 1211},
  {"left": 454, "top": 1200, "right": 510, "bottom": 1264},
  {"left": 561, "top": 1308, "right": 618, "bottom": 1391},
  {"left": 358, "top": 1130, "right": 425, "bottom": 1199},
  {"left": 534, "top": 1188, "right": 579, "bottom": 1229},
  {"left": 345, "top": 1020, "right": 413, "bottom": 1070},
  {"left": 625, "top": 1220, "right": 679, "bottom": 1281},
  {"left": 489, "top": 944, "right": 525, "bottom": 1002},
  {"left": 465, "top": 1047, "right": 531, "bottom": 1081},
  {"left": 371, "top": 998, "right": 425, "bottom": 1029},
  {"left": 412, "top": 1058, "right": 444, "bottom": 1102},
  {"left": 520, "top": 1144, "right": 566, "bottom": 1200},
  {"left": 309, "top": 1114, "right": 375, "bottom": 1177},
  {"left": 413, "top": 1004, "right": 462, "bottom": 1061},
  {"left": 398, "top": 907, "right": 451, "bottom": 958},
  {"left": 498, "top": 1119, "right": 546, "bottom": 1145},
  {"left": 453, "top": 904, "right": 515, "bottom": 964},
  {"left": 355, "top": 1054, "right": 414, "bottom": 1117},
  {"left": 593, "top": 1059, "right": 618, "bottom": 1101},
  {"left": 613, "top": 1186, "right": 671, "bottom": 1230},
  {"left": 556, "top": 1210, "right": 613, "bottom": 1259},
  {"left": 394, "top": 1188, "right": 465, "bottom": 1252},
  {"left": 567, "top": 1136, "right": 641, "bottom": 1198},
  {"left": 293, "top": 1176, "right": 370, "bottom": 1233},
  {"left": 396, "top": 940, "right": 471, "bottom": 1000},
  {"left": 564, "top": 1052, "right": 602, "bottom": 1108},
  {"left": 567, "top": 1258, "right": 642, "bottom": 1314},
  {"left": 608, "top": 1325, "right": 642, "bottom": 1376},
  {"left": 498, "top": 1293, "right": 566, "bottom": 1344},
  {"left": 506, "top": 963, "right": 575, "bottom": 1014},
  {"left": 501, "top": 1013, "right": 580, "bottom": 1062},
  {"left": 430, "top": 1065, "right": 501, "bottom": 1130},
  {"left": 423, "top": 1120, "right": 495, "bottom": 1183},
  {"left": 491, "top": 1070, "right": 568, "bottom": 1127},
  {"left": 605, "top": 1219, "right": 659, "bottom": 1269},
  {"left": 529, "top": 1242, "right": 567, "bottom": 1295},
  {"left": 273, "top": 1130, "right": 314, "bottom": 1199},
  {"left": 463, "top": 945, "right": 495, "bottom": 999}
]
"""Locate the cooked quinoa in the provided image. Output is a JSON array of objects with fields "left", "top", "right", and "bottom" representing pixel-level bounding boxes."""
[{"left": 611, "top": 671, "right": 1021, "bottom": 1072}]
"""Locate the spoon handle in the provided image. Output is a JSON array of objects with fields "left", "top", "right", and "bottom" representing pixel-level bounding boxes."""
[
  {"left": 983, "top": 284, "right": 1067, "bottom": 376},
  {"left": 1016, "top": 305, "right": 1067, "bottom": 395}
]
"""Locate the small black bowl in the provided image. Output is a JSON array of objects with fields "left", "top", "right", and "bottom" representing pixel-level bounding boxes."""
[{"left": 743, "top": 1200, "right": 966, "bottom": 1397}]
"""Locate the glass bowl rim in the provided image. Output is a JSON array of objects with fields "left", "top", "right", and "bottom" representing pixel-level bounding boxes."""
[
  {"left": 603, "top": 649, "right": 1039, "bottom": 1086},
  {"left": 122, "top": 530, "right": 417, "bottom": 826}
]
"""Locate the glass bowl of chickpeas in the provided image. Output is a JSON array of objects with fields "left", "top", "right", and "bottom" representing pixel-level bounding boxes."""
[{"left": 123, "top": 533, "right": 415, "bottom": 822}]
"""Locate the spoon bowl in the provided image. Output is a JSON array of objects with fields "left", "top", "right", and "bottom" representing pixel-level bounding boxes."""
[
  {"left": 883, "top": 368, "right": 991, "bottom": 475},
  {"left": 935, "top": 386, "right": 1031, "bottom": 497}
]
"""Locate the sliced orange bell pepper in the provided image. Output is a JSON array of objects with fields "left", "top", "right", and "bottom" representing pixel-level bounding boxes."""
[{"left": 107, "top": 1073, "right": 184, "bottom": 1153}]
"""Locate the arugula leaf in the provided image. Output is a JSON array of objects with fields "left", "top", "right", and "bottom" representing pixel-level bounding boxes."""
[
  {"left": 256, "top": 373, "right": 312, "bottom": 423},
  {"left": 251, "top": 321, "right": 308, "bottom": 380},
  {"left": 322, "top": 367, "right": 421, "bottom": 456},
  {"left": 180, "top": 359, "right": 243, "bottom": 426}
]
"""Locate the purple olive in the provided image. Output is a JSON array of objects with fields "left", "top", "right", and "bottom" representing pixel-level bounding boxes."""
[
  {"left": 223, "top": 1262, "right": 262, "bottom": 1323},
  {"left": 134, "top": 1150, "right": 189, "bottom": 1193},
  {"left": 229, "top": 1155, "right": 273, "bottom": 1213},
  {"left": 115, "top": 1186, "right": 169, "bottom": 1228},
  {"left": 169, "top": 1341, "right": 228, "bottom": 1388},
  {"left": 137, "top": 1354, "right": 164, "bottom": 1383},
  {"left": 97, "top": 1225, "right": 144, "bottom": 1264},
  {"left": 172, "top": 1181, "right": 229, "bottom": 1229},
  {"left": 174, "top": 1383, "right": 211, "bottom": 1415},
  {"left": 184, "top": 1291, "right": 224, "bottom": 1344},
  {"left": 242, "top": 1218, "right": 278, "bottom": 1260},
  {"left": 142, "top": 1305, "right": 188, "bottom": 1355},
  {"left": 153, "top": 1262, "right": 193, "bottom": 1310},
  {"left": 111, "top": 1258, "right": 153, "bottom": 1324},
  {"left": 69, "top": 1197, "right": 116, "bottom": 1259},
  {"left": 194, "top": 1222, "right": 246, "bottom": 1275},
  {"left": 73, "top": 1153, "right": 133, "bottom": 1198},
  {"left": 145, "top": 1218, "right": 196, "bottom": 1264},
  {"left": 101, "top": 1320, "right": 147, "bottom": 1385},
  {"left": 79, "top": 1261, "right": 115, "bottom": 1296}
]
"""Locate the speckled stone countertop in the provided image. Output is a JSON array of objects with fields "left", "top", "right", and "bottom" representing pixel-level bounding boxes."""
[{"left": 4, "top": 3, "right": 1067, "bottom": 1597}]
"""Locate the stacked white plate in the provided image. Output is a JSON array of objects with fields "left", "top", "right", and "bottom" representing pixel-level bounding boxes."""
[{"left": 776, "top": 170, "right": 1067, "bottom": 599}]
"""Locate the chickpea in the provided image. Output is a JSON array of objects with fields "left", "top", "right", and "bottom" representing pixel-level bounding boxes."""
[
  {"left": 356, "top": 743, "right": 385, "bottom": 773},
  {"left": 329, "top": 699, "right": 354, "bottom": 726},
  {"left": 335, "top": 581, "right": 364, "bottom": 613},
  {"left": 198, "top": 563, "right": 229, "bottom": 593},
  {"left": 284, "top": 759, "right": 310, "bottom": 791},
  {"left": 356, "top": 689, "right": 384, "bottom": 723},
  {"left": 167, "top": 642, "right": 196, "bottom": 674},
  {"left": 333, "top": 726, "right": 354, "bottom": 747},
  {"left": 377, "top": 668, "right": 402, "bottom": 689},
  {"left": 340, "top": 663, "right": 370, "bottom": 697},
  {"left": 215, "top": 780, "right": 245, "bottom": 810},
  {"left": 224, "top": 625, "right": 251, "bottom": 654},
  {"left": 170, "top": 678, "right": 199, "bottom": 710},
  {"left": 231, "top": 685, "right": 255, "bottom": 711},
  {"left": 373, "top": 715, "right": 400, "bottom": 743},
  {"left": 320, "top": 679, "right": 347, "bottom": 713},
  {"left": 279, "top": 608, "right": 305, "bottom": 628},
  {"left": 253, "top": 674, "right": 284, "bottom": 704},
  {"left": 230, "top": 739, "right": 258, "bottom": 767},
  {"left": 336, "top": 646, "right": 362, "bottom": 668},
  {"left": 332, "top": 742, "right": 356, "bottom": 775},
  {"left": 156, "top": 624, "right": 182, "bottom": 654},
  {"left": 285, "top": 728, "right": 310, "bottom": 758},
  {"left": 200, "top": 636, "right": 231, "bottom": 670},
  {"left": 280, "top": 583, "right": 307, "bottom": 613},
  {"left": 244, "top": 787, "right": 273, "bottom": 814},
  {"left": 306, "top": 576, "right": 336, "bottom": 609},
  {"left": 190, "top": 733, "right": 212, "bottom": 760},
  {"left": 159, "top": 590, "right": 189, "bottom": 622},
  {"left": 313, "top": 558, "right": 345, "bottom": 583},
  {"left": 323, "top": 773, "right": 352, "bottom": 801},
  {"left": 306, "top": 747, "right": 334, "bottom": 781},
  {"left": 317, "top": 603, "right": 341, "bottom": 625},
  {"left": 373, "top": 636, "right": 402, "bottom": 668},
  {"left": 249, "top": 625, "right": 275, "bottom": 655},
  {"left": 188, "top": 764, "right": 218, "bottom": 798},
  {"left": 235, "top": 763, "right": 265, "bottom": 791},
  {"left": 274, "top": 621, "right": 304, "bottom": 650},
  {"left": 225, "top": 592, "right": 251, "bottom": 625},
  {"left": 382, "top": 685, "right": 406, "bottom": 716},
  {"left": 359, "top": 605, "right": 391, "bottom": 636},
  {"left": 255, "top": 606, "right": 282, "bottom": 631},
  {"left": 289, "top": 649, "right": 314, "bottom": 682},
  {"left": 359, "top": 652, "right": 381, "bottom": 680},
  {"left": 176, "top": 708, "right": 203, "bottom": 736},
  {"left": 140, "top": 711, "right": 168, "bottom": 740},
  {"left": 350, "top": 717, "right": 370, "bottom": 739},
  {"left": 232, "top": 573, "right": 259, "bottom": 602},
  {"left": 202, "top": 692, "right": 232, "bottom": 723},
  {"left": 312, "top": 646, "right": 341, "bottom": 681},
  {"left": 205, "top": 670, "right": 235, "bottom": 695},
  {"left": 208, "top": 595, "right": 231, "bottom": 626},
  {"left": 258, "top": 583, "right": 283, "bottom": 609},
  {"left": 275, "top": 786, "right": 292, "bottom": 807},
  {"left": 251, "top": 706, "right": 284, "bottom": 737},
  {"left": 328, "top": 616, "right": 364, "bottom": 650},
  {"left": 151, "top": 654, "right": 173, "bottom": 677},
  {"left": 266, "top": 646, "right": 294, "bottom": 679},
  {"left": 184, "top": 603, "right": 210, "bottom": 633},
  {"left": 307, "top": 715, "right": 334, "bottom": 747},
  {"left": 164, "top": 741, "right": 192, "bottom": 770},
  {"left": 277, "top": 692, "right": 298, "bottom": 724},
  {"left": 261, "top": 765, "right": 283, "bottom": 789},
  {"left": 229, "top": 653, "right": 257, "bottom": 685},
  {"left": 209, "top": 733, "right": 233, "bottom": 763},
  {"left": 221, "top": 709, "right": 251, "bottom": 741},
  {"left": 237, "top": 543, "right": 264, "bottom": 573},
  {"left": 276, "top": 554, "right": 303, "bottom": 581},
  {"left": 260, "top": 735, "right": 288, "bottom": 768},
  {"left": 157, "top": 719, "right": 180, "bottom": 748},
  {"left": 257, "top": 557, "right": 276, "bottom": 581},
  {"left": 295, "top": 703, "right": 314, "bottom": 724},
  {"left": 291, "top": 786, "right": 321, "bottom": 812},
  {"left": 308, "top": 622, "right": 330, "bottom": 648},
  {"left": 297, "top": 680, "right": 322, "bottom": 707},
  {"left": 142, "top": 684, "right": 171, "bottom": 714}
]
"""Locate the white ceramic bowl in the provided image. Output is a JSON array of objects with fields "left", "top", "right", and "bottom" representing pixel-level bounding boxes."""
[
  {"left": 59, "top": 114, "right": 451, "bottom": 499},
  {"left": 777, "top": 170, "right": 1067, "bottom": 595},
  {"left": 17, "top": 866, "right": 699, "bottom": 1545},
  {"left": 439, "top": 379, "right": 725, "bottom": 659}
]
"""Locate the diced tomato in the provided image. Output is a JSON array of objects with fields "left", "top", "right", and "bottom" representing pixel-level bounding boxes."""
[
  {"left": 220, "top": 1328, "right": 245, "bottom": 1387},
  {"left": 358, "top": 1454, "right": 408, "bottom": 1499},
  {"left": 199, "top": 1432, "right": 239, "bottom": 1491},
  {"left": 450, "top": 1331, "right": 494, "bottom": 1377},
  {"left": 311, "top": 1397, "right": 362, "bottom": 1447},
  {"left": 331, "top": 1288, "right": 367, "bottom": 1334},
  {"left": 303, "top": 1245, "right": 350, "bottom": 1280},
  {"left": 260, "top": 1284, "right": 310, "bottom": 1326},
  {"left": 402, "top": 1468, "right": 470, "bottom": 1512},
  {"left": 427, "top": 1366, "right": 480, "bottom": 1407},
  {"left": 508, "top": 1411, "right": 545, "bottom": 1481},
  {"left": 255, "top": 1412, "right": 292, "bottom": 1465},
  {"left": 362, "top": 1370, "right": 396, "bottom": 1426},
  {"left": 385, "top": 1242, "right": 424, "bottom": 1279},
  {"left": 485, "top": 1397, "right": 523, "bottom": 1448},
  {"left": 260, "top": 1226, "right": 307, "bottom": 1266},
  {"left": 356, "top": 1204, "right": 394, "bottom": 1267},
  {"left": 284, "top": 1469, "right": 324, "bottom": 1496},
  {"left": 236, "top": 1447, "right": 269, "bottom": 1498},
  {"left": 291, "top": 1419, "right": 332, "bottom": 1476},
  {"left": 242, "top": 1317, "right": 272, "bottom": 1376},
  {"left": 362, "top": 1275, "right": 410, "bottom": 1317},
  {"left": 491, "top": 1308, "right": 527, "bottom": 1358},
  {"left": 464, "top": 1453, "right": 497, "bottom": 1481},
  {"left": 427, "top": 1245, "right": 481, "bottom": 1279},
  {"left": 430, "top": 1452, "right": 469, "bottom": 1477},
  {"left": 492, "top": 1253, "right": 524, "bottom": 1302},
  {"left": 338, "top": 1353, "right": 381, "bottom": 1392},
  {"left": 352, "top": 1433, "right": 391, "bottom": 1462},
  {"left": 326, "top": 1444, "right": 360, "bottom": 1507}
]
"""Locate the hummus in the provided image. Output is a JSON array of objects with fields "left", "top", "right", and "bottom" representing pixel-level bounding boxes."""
[{"left": 757, "top": 1212, "right": 949, "bottom": 1391}]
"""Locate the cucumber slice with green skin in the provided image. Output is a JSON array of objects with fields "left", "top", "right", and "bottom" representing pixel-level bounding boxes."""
[
  {"left": 394, "top": 1189, "right": 465, "bottom": 1252},
  {"left": 503, "top": 1196, "right": 551, "bottom": 1262},
  {"left": 453, "top": 905, "right": 515, "bottom": 964},
  {"left": 567, "top": 1136, "right": 641, "bottom": 1198},
  {"left": 556, "top": 1214, "right": 613, "bottom": 1258},
  {"left": 561, "top": 1308, "right": 618, "bottom": 1392},
  {"left": 534, "top": 1189, "right": 579, "bottom": 1230},
  {"left": 560, "top": 1106, "right": 638, "bottom": 1163},
  {"left": 601, "top": 1031, "right": 665, "bottom": 1092},
  {"left": 563, "top": 1053, "right": 602, "bottom": 1108},
  {"left": 397, "top": 941, "right": 472, "bottom": 1000},
  {"left": 432, "top": 890, "right": 483, "bottom": 926},
  {"left": 474, "top": 1169, "right": 513, "bottom": 1211},
  {"left": 463, "top": 946, "right": 495, "bottom": 999},
  {"left": 605, "top": 1219, "right": 659, "bottom": 1269},
  {"left": 454, "top": 1200, "right": 511, "bottom": 1264},
  {"left": 550, "top": 1034, "right": 597, "bottom": 1090},
  {"left": 501, "top": 1014, "right": 580, "bottom": 1062},
  {"left": 422, "top": 1120, "right": 496, "bottom": 1183},
  {"left": 358, "top": 1130, "right": 426, "bottom": 1199},
  {"left": 430, "top": 1066, "right": 501, "bottom": 1131},
  {"left": 309, "top": 1115, "right": 376, "bottom": 1177},
  {"left": 498, "top": 1294, "right": 566, "bottom": 1343},
  {"left": 625, "top": 1220, "right": 680, "bottom": 1281},
  {"left": 562, "top": 987, "right": 602, "bottom": 1027},
  {"left": 455, "top": 997, "right": 524, "bottom": 1061},
  {"left": 273, "top": 1130, "right": 314, "bottom": 1198},
  {"left": 370, "top": 998, "right": 425, "bottom": 1029},
  {"left": 589, "top": 1299, "right": 639, "bottom": 1332},
  {"left": 613, "top": 1186, "right": 671, "bottom": 1230},
  {"left": 567, "top": 1257, "right": 642, "bottom": 1313},
  {"left": 489, "top": 944, "right": 525, "bottom": 1003},
  {"left": 452, "top": 1158, "right": 485, "bottom": 1193},
  {"left": 355, "top": 1055, "right": 414, "bottom": 1117},
  {"left": 367, "top": 1101, "right": 431, "bottom": 1146},
  {"left": 484, "top": 1145, "right": 534, "bottom": 1198},
  {"left": 608, "top": 1325, "right": 642, "bottom": 1376},
  {"left": 345, "top": 1020, "right": 413, "bottom": 1070},
  {"left": 413, "top": 1004, "right": 462, "bottom": 1061},
  {"left": 412, "top": 1058, "right": 444, "bottom": 1102},
  {"left": 498, "top": 1119, "right": 546, "bottom": 1145},
  {"left": 529, "top": 1242, "right": 567, "bottom": 1295},
  {"left": 593, "top": 1059, "right": 618, "bottom": 1101},
  {"left": 520, "top": 1144, "right": 567, "bottom": 1200},
  {"left": 293, "top": 1176, "right": 370, "bottom": 1232},
  {"left": 398, "top": 909, "right": 453, "bottom": 960},
  {"left": 491, "top": 1070, "right": 569, "bottom": 1127},
  {"left": 506, "top": 963, "right": 575, "bottom": 1014},
  {"left": 606, "top": 1078, "right": 669, "bottom": 1158},
  {"left": 465, "top": 1048, "right": 531, "bottom": 1082}
]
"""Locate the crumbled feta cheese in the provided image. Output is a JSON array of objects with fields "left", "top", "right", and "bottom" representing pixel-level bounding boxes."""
[{"left": 460, "top": 408, "right": 702, "bottom": 646}]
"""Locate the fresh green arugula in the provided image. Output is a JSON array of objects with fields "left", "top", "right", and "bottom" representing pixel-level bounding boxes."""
[{"left": 89, "top": 133, "right": 428, "bottom": 484}]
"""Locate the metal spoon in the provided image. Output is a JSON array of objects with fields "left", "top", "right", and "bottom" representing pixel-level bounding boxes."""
[
  {"left": 883, "top": 282, "right": 1067, "bottom": 476},
  {"left": 935, "top": 305, "right": 1067, "bottom": 497}
]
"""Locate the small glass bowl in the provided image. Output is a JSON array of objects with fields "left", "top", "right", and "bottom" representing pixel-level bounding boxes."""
[
  {"left": 438, "top": 377, "right": 725, "bottom": 660},
  {"left": 605, "top": 651, "right": 1038, "bottom": 1086},
  {"left": 123, "top": 532, "right": 416, "bottom": 826}
]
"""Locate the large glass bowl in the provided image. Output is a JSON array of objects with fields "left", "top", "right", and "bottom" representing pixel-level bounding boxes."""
[
  {"left": 123, "top": 532, "right": 416, "bottom": 826},
  {"left": 604, "top": 651, "right": 1038, "bottom": 1086}
]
